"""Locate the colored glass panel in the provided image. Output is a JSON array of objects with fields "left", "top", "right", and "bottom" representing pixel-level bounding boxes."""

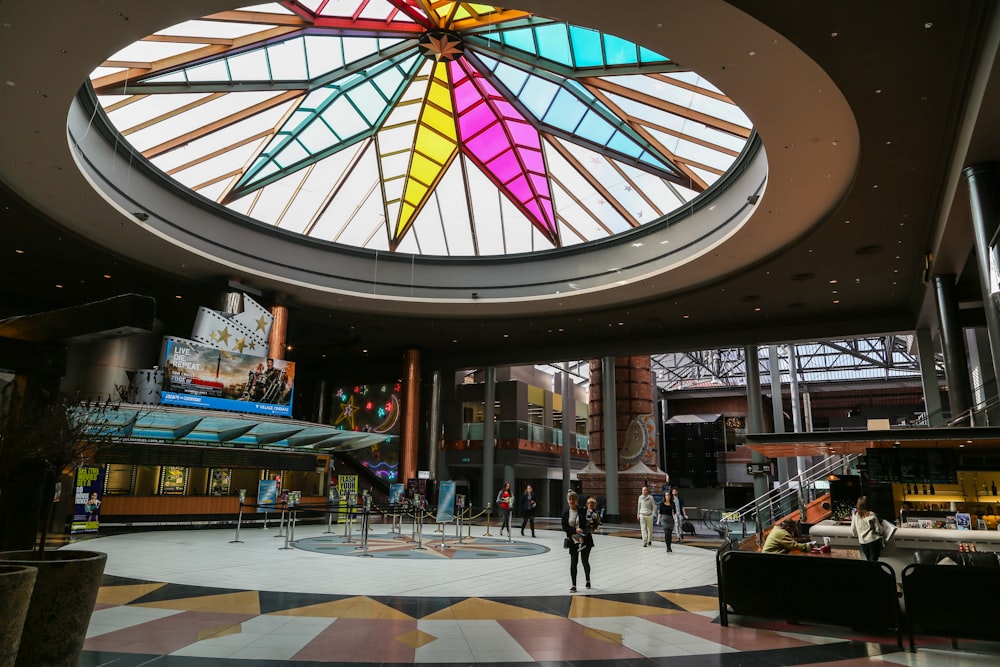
[
  {"left": 451, "top": 59, "right": 554, "bottom": 239},
  {"left": 394, "top": 61, "right": 458, "bottom": 245},
  {"left": 474, "top": 53, "right": 680, "bottom": 177},
  {"left": 92, "top": 1, "right": 750, "bottom": 256},
  {"left": 235, "top": 51, "right": 422, "bottom": 195}
]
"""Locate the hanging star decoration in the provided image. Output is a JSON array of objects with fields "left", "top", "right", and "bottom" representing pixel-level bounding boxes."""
[
  {"left": 213, "top": 327, "right": 232, "bottom": 345},
  {"left": 335, "top": 395, "right": 358, "bottom": 430},
  {"left": 234, "top": 337, "right": 247, "bottom": 353},
  {"left": 255, "top": 315, "right": 268, "bottom": 332}
]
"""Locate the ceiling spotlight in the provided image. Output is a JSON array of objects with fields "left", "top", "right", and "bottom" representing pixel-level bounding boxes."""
[
  {"left": 747, "top": 194, "right": 760, "bottom": 205},
  {"left": 133, "top": 211, "right": 149, "bottom": 221}
]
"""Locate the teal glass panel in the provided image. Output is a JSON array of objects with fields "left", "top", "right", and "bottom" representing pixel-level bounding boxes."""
[
  {"left": 545, "top": 89, "right": 586, "bottom": 130},
  {"left": 574, "top": 110, "right": 615, "bottom": 145},
  {"left": 532, "top": 23, "right": 572, "bottom": 65},
  {"left": 568, "top": 25, "right": 603, "bottom": 67},
  {"left": 639, "top": 45, "right": 670, "bottom": 63},
  {"left": 236, "top": 51, "right": 421, "bottom": 193},
  {"left": 516, "top": 76, "right": 559, "bottom": 119},
  {"left": 603, "top": 34, "right": 638, "bottom": 65},
  {"left": 500, "top": 26, "right": 538, "bottom": 55},
  {"left": 607, "top": 131, "right": 644, "bottom": 159}
]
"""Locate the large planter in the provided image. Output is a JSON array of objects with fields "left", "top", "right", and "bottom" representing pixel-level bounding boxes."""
[
  {"left": 0, "top": 550, "right": 106, "bottom": 667},
  {"left": 0, "top": 565, "right": 37, "bottom": 667}
]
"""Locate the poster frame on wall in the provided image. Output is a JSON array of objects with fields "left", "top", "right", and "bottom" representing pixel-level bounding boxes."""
[
  {"left": 435, "top": 481, "right": 456, "bottom": 524},
  {"left": 257, "top": 479, "right": 278, "bottom": 513},
  {"left": 71, "top": 465, "right": 105, "bottom": 534}
]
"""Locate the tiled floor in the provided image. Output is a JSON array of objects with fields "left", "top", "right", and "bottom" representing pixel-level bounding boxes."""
[{"left": 62, "top": 520, "right": 1000, "bottom": 665}]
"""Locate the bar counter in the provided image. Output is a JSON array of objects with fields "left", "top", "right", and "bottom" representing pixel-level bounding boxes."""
[{"left": 808, "top": 520, "right": 1000, "bottom": 579}]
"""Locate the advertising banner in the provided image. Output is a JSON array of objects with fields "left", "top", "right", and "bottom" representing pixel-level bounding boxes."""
[
  {"left": 435, "top": 480, "right": 456, "bottom": 524},
  {"left": 71, "top": 465, "right": 105, "bottom": 534},
  {"left": 257, "top": 479, "right": 278, "bottom": 513},
  {"left": 159, "top": 336, "right": 295, "bottom": 417},
  {"left": 389, "top": 483, "right": 405, "bottom": 507}
]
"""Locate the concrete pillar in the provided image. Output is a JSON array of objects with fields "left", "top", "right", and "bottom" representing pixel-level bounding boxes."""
[
  {"left": 482, "top": 366, "right": 496, "bottom": 509},
  {"left": 268, "top": 303, "right": 288, "bottom": 360},
  {"left": 428, "top": 369, "right": 441, "bottom": 481},
  {"left": 401, "top": 349, "right": 421, "bottom": 484},
  {"left": 963, "top": 163, "right": 1000, "bottom": 386},
  {"left": 933, "top": 275, "right": 974, "bottom": 424},
  {"left": 916, "top": 327, "right": 945, "bottom": 425},
  {"left": 745, "top": 345, "right": 769, "bottom": 500}
]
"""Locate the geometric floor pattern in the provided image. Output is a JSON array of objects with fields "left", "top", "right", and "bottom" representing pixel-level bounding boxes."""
[
  {"left": 292, "top": 532, "right": 550, "bottom": 559},
  {"left": 67, "top": 523, "right": 1000, "bottom": 666}
]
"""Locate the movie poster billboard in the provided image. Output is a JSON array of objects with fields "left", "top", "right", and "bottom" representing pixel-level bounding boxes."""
[
  {"left": 435, "top": 480, "right": 456, "bottom": 524},
  {"left": 257, "top": 479, "right": 278, "bottom": 513},
  {"left": 71, "top": 465, "right": 104, "bottom": 534},
  {"left": 159, "top": 337, "right": 294, "bottom": 417}
]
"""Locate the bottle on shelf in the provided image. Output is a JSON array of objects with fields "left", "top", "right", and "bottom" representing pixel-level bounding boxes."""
[
  {"left": 993, "top": 480, "right": 997, "bottom": 496},
  {"left": 929, "top": 481, "right": 935, "bottom": 495},
  {"left": 922, "top": 483, "right": 928, "bottom": 495},
  {"left": 905, "top": 483, "right": 911, "bottom": 495}
]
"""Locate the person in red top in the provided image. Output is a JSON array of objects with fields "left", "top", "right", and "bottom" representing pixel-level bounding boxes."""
[{"left": 496, "top": 482, "right": 513, "bottom": 536}]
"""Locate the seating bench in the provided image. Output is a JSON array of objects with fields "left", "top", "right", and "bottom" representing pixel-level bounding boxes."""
[
  {"left": 717, "top": 547, "right": 903, "bottom": 649},
  {"left": 901, "top": 561, "right": 1000, "bottom": 650}
]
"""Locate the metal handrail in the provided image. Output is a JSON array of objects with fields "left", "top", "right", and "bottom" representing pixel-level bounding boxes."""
[{"left": 720, "top": 453, "right": 858, "bottom": 531}]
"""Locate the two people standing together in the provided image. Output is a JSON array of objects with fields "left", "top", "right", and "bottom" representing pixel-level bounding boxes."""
[
  {"left": 638, "top": 485, "right": 688, "bottom": 550},
  {"left": 496, "top": 482, "right": 539, "bottom": 537}
]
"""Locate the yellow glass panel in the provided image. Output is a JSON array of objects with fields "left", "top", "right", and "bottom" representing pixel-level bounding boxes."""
[
  {"left": 410, "top": 154, "right": 438, "bottom": 180},
  {"left": 404, "top": 180, "right": 429, "bottom": 204},
  {"left": 427, "top": 80, "right": 452, "bottom": 111},
  {"left": 396, "top": 202, "right": 416, "bottom": 236},
  {"left": 418, "top": 132, "right": 456, "bottom": 163},
  {"left": 422, "top": 107, "right": 457, "bottom": 138}
]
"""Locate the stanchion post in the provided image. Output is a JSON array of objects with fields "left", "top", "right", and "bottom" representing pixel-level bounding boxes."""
[
  {"left": 412, "top": 494, "right": 426, "bottom": 551},
  {"left": 483, "top": 502, "right": 493, "bottom": 537},
  {"left": 230, "top": 502, "right": 245, "bottom": 544}
]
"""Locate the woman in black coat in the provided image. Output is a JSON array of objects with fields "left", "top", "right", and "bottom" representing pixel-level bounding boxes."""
[
  {"left": 658, "top": 493, "right": 676, "bottom": 552},
  {"left": 520, "top": 484, "right": 537, "bottom": 537},
  {"left": 561, "top": 490, "right": 596, "bottom": 591}
]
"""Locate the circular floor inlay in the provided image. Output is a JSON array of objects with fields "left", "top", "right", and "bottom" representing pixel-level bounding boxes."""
[{"left": 293, "top": 532, "right": 549, "bottom": 559}]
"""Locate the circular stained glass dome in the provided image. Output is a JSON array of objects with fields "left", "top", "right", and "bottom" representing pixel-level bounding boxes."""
[{"left": 90, "top": 2, "right": 752, "bottom": 258}]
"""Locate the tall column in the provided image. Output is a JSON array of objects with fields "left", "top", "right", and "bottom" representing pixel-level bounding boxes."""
[
  {"left": 916, "top": 327, "right": 945, "bottom": 425},
  {"left": 745, "top": 345, "right": 769, "bottom": 500},
  {"left": 401, "top": 349, "right": 421, "bottom": 484},
  {"left": 963, "top": 163, "right": 1000, "bottom": 385},
  {"left": 316, "top": 379, "right": 328, "bottom": 424},
  {"left": 787, "top": 345, "right": 811, "bottom": 474},
  {"left": 601, "top": 357, "right": 620, "bottom": 521},
  {"left": 428, "top": 369, "right": 442, "bottom": 482},
  {"left": 482, "top": 366, "right": 496, "bottom": 509},
  {"left": 768, "top": 346, "right": 793, "bottom": 482},
  {"left": 561, "top": 364, "right": 573, "bottom": 499},
  {"left": 268, "top": 303, "right": 288, "bottom": 360},
  {"left": 933, "top": 275, "right": 974, "bottom": 424}
]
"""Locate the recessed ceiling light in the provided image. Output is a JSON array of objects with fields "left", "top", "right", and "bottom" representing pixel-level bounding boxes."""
[
  {"left": 174, "top": 295, "right": 183, "bottom": 299},
  {"left": 829, "top": 279, "right": 838, "bottom": 284},
  {"left": 55, "top": 284, "right": 63, "bottom": 288},
  {"left": 833, "top": 299, "right": 840, "bottom": 304},
  {"left": 103, "top": 274, "right": 111, "bottom": 279},
  {"left": 15, "top": 249, "right": 24, "bottom": 254},
  {"left": 924, "top": 22, "right": 933, "bottom": 28},
  {"left": 754, "top": 307, "right": 761, "bottom": 312}
]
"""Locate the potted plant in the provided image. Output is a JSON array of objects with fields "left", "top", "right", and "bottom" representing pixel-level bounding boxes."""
[
  {"left": 0, "top": 382, "right": 129, "bottom": 666},
  {"left": 0, "top": 564, "right": 36, "bottom": 667}
]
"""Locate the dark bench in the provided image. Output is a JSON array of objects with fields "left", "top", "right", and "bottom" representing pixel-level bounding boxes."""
[
  {"left": 717, "top": 547, "right": 903, "bottom": 649},
  {"left": 901, "top": 561, "right": 1000, "bottom": 650}
]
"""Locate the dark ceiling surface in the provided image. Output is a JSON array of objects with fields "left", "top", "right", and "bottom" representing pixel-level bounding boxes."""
[{"left": 2, "top": 1, "right": 999, "bottom": 380}]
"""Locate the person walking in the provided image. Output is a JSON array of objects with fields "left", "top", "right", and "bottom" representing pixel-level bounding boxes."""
[
  {"left": 657, "top": 491, "right": 676, "bottom": 552},
  {"left": 637, "top": 486, "right": 656, "bottom": 547},
  {"left": 562, "top": 490, "right": 595, "bottom": 592},
  {"left": 671, "top": 487, "right": 689, "bottom": 542},
  {"left": 851, "top": 495, "right": 884, "bottom": 561},
  {"left": 496, "top": 482, "right": 513, "bottom": 536},
  {"left": 520, "top": 484, "right": 537, "bottom": 536}
]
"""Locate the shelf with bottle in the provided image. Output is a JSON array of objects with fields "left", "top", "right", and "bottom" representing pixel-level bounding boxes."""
[{"left": 899, "top": 481, "right": 962, "bottom": 501}]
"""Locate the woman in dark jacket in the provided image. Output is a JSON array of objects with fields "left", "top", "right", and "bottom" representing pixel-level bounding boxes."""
[
  {"left": 658, "top": 493, "right": 676, "bottom": 552},
  {"left": 520, "top": 484, "right": 537, "bottom": 537},
  {"left": 561, "top": 490, "right": 596, "bottom": 591}
]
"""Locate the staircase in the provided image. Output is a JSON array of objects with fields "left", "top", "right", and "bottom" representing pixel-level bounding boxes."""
[{"left": 720, "top": 454, "right": 858, "bottom": 548}]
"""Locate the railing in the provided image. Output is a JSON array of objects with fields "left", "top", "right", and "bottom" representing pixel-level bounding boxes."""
[
  {"left": 719, "top": 453, "right": 859, "bottom": 542},
  {"left": 455, "top": 420, "right": 589, "bottom": 450}
]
